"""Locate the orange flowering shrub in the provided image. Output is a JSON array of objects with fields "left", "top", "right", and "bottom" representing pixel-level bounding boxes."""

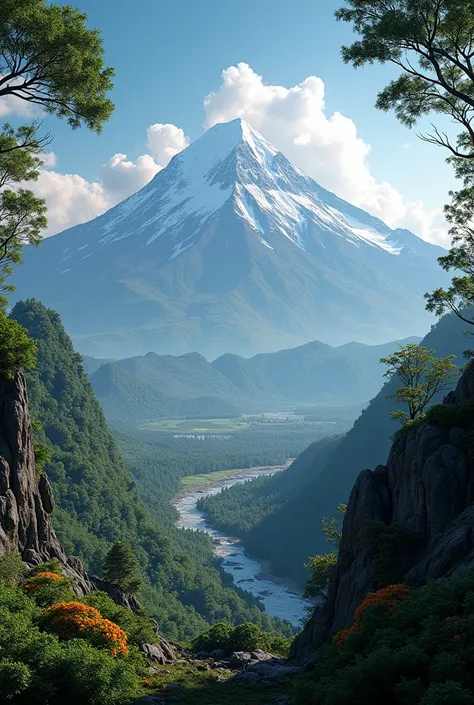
[
  {"left": 43, "top": 601, "right": 128, "bottom": 657},
  {"left": 353, "top": 584, "right": 411, "bottom": 622},
  {"left": 333, "top": 584, "right": 411, "bottom": 648},
  {"left": 23, "top": 571, "right": 63, "bottom": 590}
]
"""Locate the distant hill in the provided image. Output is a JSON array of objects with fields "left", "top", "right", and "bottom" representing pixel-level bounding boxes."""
[
  {"left": 91, "top": 361, "right": 241, "bottom": 422},
  {"left": 87, "top": 336, "right": 421, "bottom": 422}
]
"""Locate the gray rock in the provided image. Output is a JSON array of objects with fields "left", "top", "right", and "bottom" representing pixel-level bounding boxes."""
[
  {"left": 229, "top": 651, "right": 253, "bottom": 668},
  {"left": 235, "top": 671, "right": 261, "bottom": 684},
  {"left": 210, "top": 648, "right": 227, "bottom": 659},
  {"left": 140, "top": 642, "right": 175, "bottom": 666}
]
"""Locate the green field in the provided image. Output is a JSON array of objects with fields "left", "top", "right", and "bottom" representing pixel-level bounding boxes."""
[
  {"left": 179, "top": 468, "right": 248, "bottom": 489},
  {"left": 138, "top": 417, "right": 251, "bottom": 433},
  {"left": 137, "top": 415, "right": 331, "bottom": 434}
]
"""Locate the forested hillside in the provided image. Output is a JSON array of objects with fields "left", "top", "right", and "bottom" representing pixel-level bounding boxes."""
[
  {"left": 10, "top": 300, "right": 293, "bottom": 640},
  {"left": 86, "top": 336, "right": 419, "bottom": 422},
  {"left": 200, "top": 310, "right": 473, "bottom": 587}
]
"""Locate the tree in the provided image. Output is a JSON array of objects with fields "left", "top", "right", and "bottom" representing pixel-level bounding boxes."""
[
  {"left": 304, "top": 505, "right": 346, "bottom": 602},
  {"left": 0, "top": 315, "right": 36, "bottom": 377},
  {"left": 380, "top": 343, "right": 459, "bottom": 423},
  {"left": 303, "top": 553, "right": 338, "bottom": 601},
  {"left": 335, "top": 1, "right": 474, "bottom": 326},
  {"left": 321, "top": 503, "right": 347, "bottom": 547},
  {"left": 0, "top": 0, "right": 114, "bottom": 302},
  {"left": 102, "top": 542, "right": 141, "bottom": 595}
]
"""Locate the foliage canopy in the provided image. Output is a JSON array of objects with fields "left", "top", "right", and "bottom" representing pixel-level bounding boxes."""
[{"left": 380, "top": 343, "right": 459, "bottom": 423}]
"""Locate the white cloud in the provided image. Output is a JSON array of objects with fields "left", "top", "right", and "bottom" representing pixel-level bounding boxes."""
[
  {"left": 40, "top": 151, "right": 57, "bottom": 168},
  {"left": 147, "top": 123, "right": 190, "bottom": 164},
  {"left": 29, "top": 124, "right": 190, "bottom": 236},
  {"left": 204, "top": 63, "right": 448, "bottom": 246},
  {"left": 31, "top": 171, "right": 109, "bottom": 236},
  {"left": 20, "top": 62, "right": 448, "bottom": 245},
  {"left": 100, "top": 153, "right": 161, "bottom": 204}
]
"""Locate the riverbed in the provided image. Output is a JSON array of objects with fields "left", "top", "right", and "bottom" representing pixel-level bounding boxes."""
[{"left": 171, "top": 464, "right": 312, "bottom": 626}]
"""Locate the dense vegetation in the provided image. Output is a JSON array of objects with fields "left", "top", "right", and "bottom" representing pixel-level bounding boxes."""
[
  {"left": 10, "top": 300, "right": 294, "bottom": 641},
  {"left": 296, "top": 574, "right": 474, "bottom": 705},
  {"left": 0, "top": 557, "right": 146, "bottom": 705},
  {"left": 116, "top": 424, "right": 325, "bottom": 525},
  {"left": 192, "top": 621, "right": 291, "bottom": 657},
  {"left": 196, "top": 436, "right": 341, "bottom": 539}
]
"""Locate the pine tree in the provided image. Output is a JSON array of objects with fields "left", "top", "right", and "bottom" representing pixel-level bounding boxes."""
[{"left": 102, "top": 542, "right": 141, "bottom": 594}]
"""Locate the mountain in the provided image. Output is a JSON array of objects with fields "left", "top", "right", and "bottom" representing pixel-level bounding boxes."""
[
  {"left": 87, "top": 336, "right": 420, "bottom": 422},
  {"left": 91, "top": 360, "right": 241, "bottom": 422},
  {"left": 243, "top": 309, "right": 473, "bottom": 586},
  {"left": 12, "top": 119, "right": 445, "bottom": 359}
]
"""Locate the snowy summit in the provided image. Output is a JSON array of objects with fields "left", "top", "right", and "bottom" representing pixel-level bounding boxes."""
[{"left": 13, "top": 119, "right": 447, "bottom": 358}]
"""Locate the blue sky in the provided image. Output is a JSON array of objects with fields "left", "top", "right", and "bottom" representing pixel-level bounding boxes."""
[{"left": 7, "top": 0, "right": 456, "bottom": 243}]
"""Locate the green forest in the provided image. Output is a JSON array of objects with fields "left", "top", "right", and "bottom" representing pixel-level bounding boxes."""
[{"left": 11, "top": 299, "right": 295, "bottom": 642}]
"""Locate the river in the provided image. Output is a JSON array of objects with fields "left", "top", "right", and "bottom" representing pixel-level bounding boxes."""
[{"left": 171, "top": 465, "right": 312, "bottom": 626}]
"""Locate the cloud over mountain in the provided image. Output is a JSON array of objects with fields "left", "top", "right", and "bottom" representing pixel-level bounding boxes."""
[{"left": 3, "top": 63, "right": 448, "bottom": 244}]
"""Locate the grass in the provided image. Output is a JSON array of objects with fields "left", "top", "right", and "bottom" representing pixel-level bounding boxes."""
[
  {"left": 179, "top": 462, "right": 290, "bottom": 489},
  {"left": 138, "top": 418, "right": 251, "bottom": 434},
  {"left": 140, "top": 659, "right": 303, "bottom": 705}
]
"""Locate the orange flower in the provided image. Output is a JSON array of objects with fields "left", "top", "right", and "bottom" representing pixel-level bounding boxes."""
[
  {"left": 354, "top": 584, "right": 411, "bottom": 622},
  {"left": 333, "top": 584, "right": 411, "bottom": 649},
  {"left": 44, "top": 602, "right": 128, "bottom": 656},
  {"left": 23, "top": 571, "right": 66, "bottom": 591}
]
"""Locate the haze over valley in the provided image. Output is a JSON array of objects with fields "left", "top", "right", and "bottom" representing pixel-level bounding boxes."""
[{"left": 4, "top": 3, "right": 474, "bottom": 705}]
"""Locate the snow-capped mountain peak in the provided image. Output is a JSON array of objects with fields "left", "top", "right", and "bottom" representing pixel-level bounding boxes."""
[
  {"left": 13, "top": 118, "right": 447, "bottom": 359},
  {"left": 50, "top": 118, "right": 433, "bottom": 265}
]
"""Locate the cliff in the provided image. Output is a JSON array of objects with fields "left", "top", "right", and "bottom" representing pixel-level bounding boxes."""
[
  {"left": 292, "top": 362, "right": 474, "bottom": 663},
  {"left": 0, "top": 371, "right": 90, "bottom": 590}
]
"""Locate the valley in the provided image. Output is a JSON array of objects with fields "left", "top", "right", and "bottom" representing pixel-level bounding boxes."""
[{"left": 172, "top": 463, "right": 311, "bottom": 625}]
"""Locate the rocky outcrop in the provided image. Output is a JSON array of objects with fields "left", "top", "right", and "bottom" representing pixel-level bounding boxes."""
[
  {"left": 291, "top": 363, "right": 474, "bottom": 663},
  {"left": 0, "top": 372, "right": 90, "bottom": 591}
]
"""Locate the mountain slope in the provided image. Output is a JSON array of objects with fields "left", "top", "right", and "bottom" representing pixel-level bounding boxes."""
[
  {"left": 12, "top": 119, "right": 445, "bottom": 358},
  {"left": 9, "top": 300, "right": 290, "bottom": 640},
  {"left": 244, "top": 310, "right": 473, "bottom": 586}
]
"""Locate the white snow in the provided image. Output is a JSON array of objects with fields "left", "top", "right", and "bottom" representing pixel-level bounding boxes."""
[{"left": 52, "top": 117, "right": 419, "bottom": 269}]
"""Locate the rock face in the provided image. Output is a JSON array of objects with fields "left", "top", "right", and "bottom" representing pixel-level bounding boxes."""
[
  {"left": 291, "top": 363, "right": 474, "bottom": 663},
  {"left": 0, "top": 372, "right": 91, "bottom": 591}
]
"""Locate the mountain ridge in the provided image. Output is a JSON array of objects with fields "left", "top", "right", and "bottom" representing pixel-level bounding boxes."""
[{"left": 87, "top": 335, "right": 421, "bottom": 422}]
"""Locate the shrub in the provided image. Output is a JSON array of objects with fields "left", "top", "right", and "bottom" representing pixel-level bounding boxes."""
[
  {"left": 43, "top": 601, "right": 128, "bottom": 657},
  {"left": 0, "top": 552, "right": 27, "bottom": 587},
  {"left": 81, "top": 590, "right": 155, "bottom": 646},
  {"left": 0, "top": 317, "right": 36, "bottom": 378},
  {"left": 0, "top": 659, "right": 31, "bottom": 699},
  {"left": 22, "top": 570, "right": 74, "bottom": 607},
  {"left": 361, "top": 521, "right": 424, "bottom": 587},
  {"left": 228, "top": 622, "right": 265, "bottom": 652},
  {"left": 192, "top": 620, "right": 290, "bottom": 656},
  {"left": 296, "top": 573, "right": 474, "bottom": 704},
  {"left": 192, "top": 621, "right": 234, "bottom": 653}
]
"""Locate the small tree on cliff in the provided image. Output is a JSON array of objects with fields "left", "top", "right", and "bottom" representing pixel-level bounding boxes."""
[
  {"left": 102, "top": 542, "right": 141, "bottom": 595},
  {"left": 304, "top": 505, "right": 346, "bottom": 602},
  {"left": 380, "top": 343, "right": 459, "bottom": 424},
  {"left": 0, "top": 0, "right": 114, "bottom": 372}
]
